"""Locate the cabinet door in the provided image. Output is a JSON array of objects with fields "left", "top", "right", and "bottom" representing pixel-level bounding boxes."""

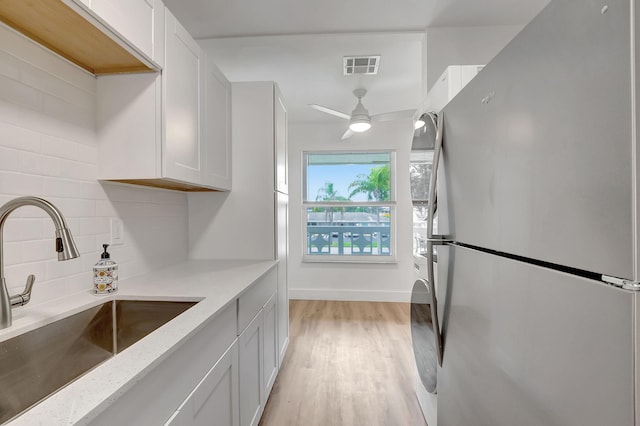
[
  {"left": 262, "top": 293, "right": 278, "bottom": 398},
  {"left": 165, "top": 341, "right": 240, "bottom": 426},
  {"left": 276, "top": 192, "right": 289, "bottom": 364},
  {"left": 274, "top": 87, "right": 288, "bottom": 194},
  {"left": 203, "top": 56, "right": 232, "bottom": 190},
  {"left": 425, "top": 68, "right": 453, "bottom": 113},
  {"left": 91, "top": 0, "right": 155, "bottom": 59},
  {"left": 239, "top": 311, "right": 264, "bottom": 426},
  {"left": 164, "top": 9, "right": 203, "bottom": 185}
]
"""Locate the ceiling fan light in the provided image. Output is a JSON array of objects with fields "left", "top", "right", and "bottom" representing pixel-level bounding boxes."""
[{"left": 349, "top": 120, "right": 371, "bottom": 133}]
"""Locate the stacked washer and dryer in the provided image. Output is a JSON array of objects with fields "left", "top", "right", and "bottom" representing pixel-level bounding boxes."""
[{"left": 409, "top": 65, "right": 483, "bottom": 425}]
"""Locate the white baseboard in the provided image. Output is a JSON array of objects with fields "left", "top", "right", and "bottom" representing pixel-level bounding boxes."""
[
  {"left": 289, "top": 288, "right": 411, "bottom": 303},
  {"left": 278, "top": 336, "right": 289, "bottom": 366}
]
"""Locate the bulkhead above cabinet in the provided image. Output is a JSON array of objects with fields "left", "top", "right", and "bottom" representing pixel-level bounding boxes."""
[{"left": 0, "top": 0, "right": 159, "bottom": 75}]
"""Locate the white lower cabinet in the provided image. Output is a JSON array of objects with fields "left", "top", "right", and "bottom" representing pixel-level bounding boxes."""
[
  {"left": 238, "top": 291, "right": 278, "bottom": 426},
  {"left": 263, "top": 293, "right": 278, "bottom": 397},
  {"left": 239, "top": 310, "right": 265, "bottom": 426},
  {"left": 165, "top": 341, "right": 240, "bottom": 426},
  {"left": 237, "top": 267, "right": 279, "bottom": 426}
]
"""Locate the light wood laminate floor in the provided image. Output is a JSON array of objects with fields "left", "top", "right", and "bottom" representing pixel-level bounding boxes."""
[{"left": 259, "top": 300, "right": 428, "bottom": 426}]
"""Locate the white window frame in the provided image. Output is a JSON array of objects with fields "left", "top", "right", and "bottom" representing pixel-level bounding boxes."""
[{"left": 302, "top": 150, "right": 397, "bottom": 263}]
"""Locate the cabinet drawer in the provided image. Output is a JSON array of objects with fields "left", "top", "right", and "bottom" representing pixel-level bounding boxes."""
[{"left": 238, "top": 268, "right": 277, "bottom": 334}]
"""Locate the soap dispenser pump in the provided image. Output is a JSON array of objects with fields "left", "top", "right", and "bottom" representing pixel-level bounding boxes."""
[{"left": 93, "top": 244, "right": 118, "bottom": 295}]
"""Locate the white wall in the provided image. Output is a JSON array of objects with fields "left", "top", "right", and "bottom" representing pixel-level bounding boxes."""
[
  {"left": 288, "top": 121, "right": 415, "bottom": 302},
  {"left": 0, "top": 26, "right": 188, "bottom": 306},
  {"left": 425, "top": 25, "right": 524, "bottom": 92}
]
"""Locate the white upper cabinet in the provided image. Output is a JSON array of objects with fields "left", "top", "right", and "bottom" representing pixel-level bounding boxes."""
[
  {"left": 163, "top": 10, "right": 203, "bottom": 185},
  {"left": 97, "top": 5, "right": 232, "bottom": 192},
  {"left": 418, "top": 65, "right": 484, "bottom": 114},
  {"left": 203, "top": 55, "right": 232, "bottom": 190},
  {"left": 89, "top": 0, "right": 156, "bottom": 60},
  {"left": 274, "top": 88, "right": 288, "bottom": 194}
]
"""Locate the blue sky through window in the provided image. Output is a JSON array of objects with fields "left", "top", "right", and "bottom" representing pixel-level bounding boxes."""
[{"left": 307, "top": 164, "right": 376, "bottom": 202}]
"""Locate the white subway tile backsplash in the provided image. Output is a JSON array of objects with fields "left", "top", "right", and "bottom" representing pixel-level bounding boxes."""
[
  {"left": 17, "top": 150, "right": 42, "bottom": 175},
  {"left": 11, "top": 205, "right": 48, "bottom": 219},
  {"left": 101, "top": 183, "right": 154, "bottom": 203},
  {"left": 41, "top": 134, "right": 97, "bottom": 164},
  {"left": 21, "top": 62, "right": 95, "bottom": 109},
  {"left": 3, "top": 242, "right": 23, "bottom": 266},
  {"left": 0, "top": 146, "right": 21, "bottom": 170},
  {"left": 150, "top": 189, "right": 187, "bottom": 206},
  {"left": 19, "top": 239, "right": 55, "bottom": 263},
  {"left": 0, "top": 75, "right": 42, "bottom": 112},
  {"left": 57, "top": 159, "right": 97, "bottom": 181},
  {"left": 42, "top": 177, "right": 85, "bottom": 199},
  {"left": 55, "top": 198, "right": 96, "bottom": 218},
  {"left": 70, "top": 217, "right": 109, "bottom": 237},
  {"left": 4, "top": 261, "right": 46, "bottom": 294},
  {"left": 163, "top": 204, "right": 188, "bottom": 218},
  {"left": 43, "top": 93, "right": 95, "bottom": 128},
  {"left": 2, "top": 218, "right": 44, "bottom": 242},
  {"left": 0, "top": 26, "right": 96, "bottom": 96},
  {"left": 0, "top": 122, "right": 41, "bottom": 152},
  {"left": 0, "top": 50, "right": 21, "bottom": 81},
  {"left": 35, "top": 153, "right": 64, "bottom": 178},
  {"left": 0, "top": 171, "right": 42, "bottom": 195},
  {"left": 73, "top": 235, "right": 96, "bottom": 255},
  {"left": 94, "top": 200, "right": 117, "bottom": 217},
  {"left": 0, "top": 95, "right": 94, "bottom": 148},
  {"left": 45, "top": 257, "right": 83, "bottom": 281},
  {"left": 0, "top": 26, "right": 188, "bottom": 307}
]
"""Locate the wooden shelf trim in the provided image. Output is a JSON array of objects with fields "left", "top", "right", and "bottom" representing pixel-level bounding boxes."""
[{"left": 0, "top": 0, "right": 155, "bottom": 75}]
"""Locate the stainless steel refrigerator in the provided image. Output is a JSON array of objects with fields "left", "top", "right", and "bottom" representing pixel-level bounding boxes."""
[{"left": 427, "top": 0, "right": 640, "bottom": 425}]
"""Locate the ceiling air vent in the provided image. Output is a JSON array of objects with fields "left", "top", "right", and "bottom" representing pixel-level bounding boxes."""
[{"left": 343, "top": 56, "right": 380, "bottom": 76}]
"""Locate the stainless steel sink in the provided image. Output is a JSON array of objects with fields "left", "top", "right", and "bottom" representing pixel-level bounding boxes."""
[{"left": 0, "top": 300, "right": 198, "bottom": 424}]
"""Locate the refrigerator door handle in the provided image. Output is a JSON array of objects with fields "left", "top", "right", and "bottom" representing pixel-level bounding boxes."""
[
  {"left": 426, "top": 112, "right": 450, "bottom": 245},
  {"left": 425, "top": 112, "right": 447, "bottom": 365},
  {"left": 426, "top": 112, "right": 441, "bottom": 240}
]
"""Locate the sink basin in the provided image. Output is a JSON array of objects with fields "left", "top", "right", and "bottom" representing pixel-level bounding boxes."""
[{"left": 0, "top": 300, "right": 198, "bottom": 424}]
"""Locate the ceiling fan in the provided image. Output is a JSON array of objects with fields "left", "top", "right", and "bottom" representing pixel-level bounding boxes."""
[{"left": 309, "top": 88, "right": 415, "bottom": 140}]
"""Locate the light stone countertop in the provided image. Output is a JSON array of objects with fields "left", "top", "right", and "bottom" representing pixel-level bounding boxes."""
[{"left": 2, "top": 259, "right": 278, "bottom": 425}]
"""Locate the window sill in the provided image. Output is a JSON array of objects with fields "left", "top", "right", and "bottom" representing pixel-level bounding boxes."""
[{"left": 302, "top": 255, "right": 397, "bottom": 264}]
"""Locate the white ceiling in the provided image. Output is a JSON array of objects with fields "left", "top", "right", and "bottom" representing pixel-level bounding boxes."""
[
  {"left": 165, "top": 0, "right": 549, "bottom": 124},
  {"left": 198, "top": 33, "right": 424, "bottom": 124},
  {"left": 164, "top": 0, "right": 548, "bottom": 38}
]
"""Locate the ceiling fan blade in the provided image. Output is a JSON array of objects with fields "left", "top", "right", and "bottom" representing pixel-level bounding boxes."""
[
  {"left": 341, "top": 128, "right": 354, "bottom": 140},
  {"left": 309, "top": 104, "right": 351, "bottom": 120},
  {"left": 371, "top": 109, "right": 416, "bottom": 122}
]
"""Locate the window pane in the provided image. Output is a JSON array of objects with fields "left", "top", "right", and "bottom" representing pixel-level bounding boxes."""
[
  {"left": 306, "top": 206, "right": 392, "bottom": 256},
  {"left": 305, "top": 152, "right": 392, "bottom": 202},
  {"left": 409, "top": 152, "right": 432, "bottom": 203}
]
